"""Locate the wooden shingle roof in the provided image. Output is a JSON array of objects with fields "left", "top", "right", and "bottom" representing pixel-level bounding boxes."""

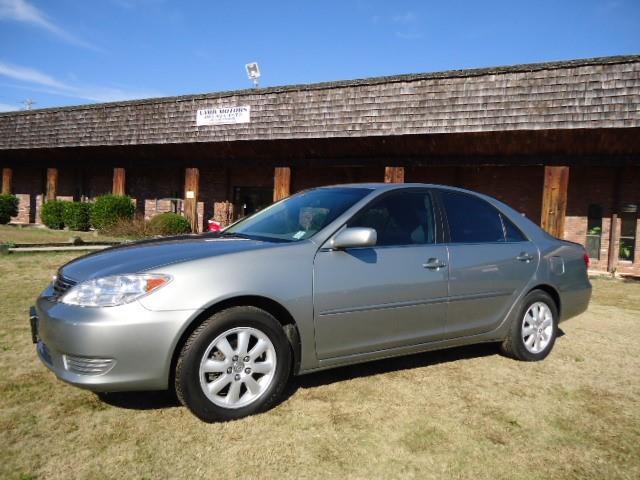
[{"left": 0, "top": 55, "right": 638, "bottom": 150}]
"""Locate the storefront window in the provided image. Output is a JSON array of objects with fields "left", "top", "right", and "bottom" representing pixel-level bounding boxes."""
[
  {"left": 586, "top": 204, "right": 602, "bottom": 259},
  {"left": 619, "top": 205, "right": 638, "bottom": 262}
]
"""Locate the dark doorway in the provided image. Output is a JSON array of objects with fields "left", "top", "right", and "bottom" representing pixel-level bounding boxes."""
[{"left": 233, "top": 186, "right": 273, "bottom": 219}]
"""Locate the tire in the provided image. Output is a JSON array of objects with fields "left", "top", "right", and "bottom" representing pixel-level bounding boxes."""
[
  {"left": 175, "top": 306, "right": 291, "bottom": 422},
  {"left": 500, "top": 290, "right": 558, "bottom": 361}
]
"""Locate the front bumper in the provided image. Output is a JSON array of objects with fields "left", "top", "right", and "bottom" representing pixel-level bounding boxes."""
[{"left": 33, "top": 294, "right": 199, "bottom": 392}]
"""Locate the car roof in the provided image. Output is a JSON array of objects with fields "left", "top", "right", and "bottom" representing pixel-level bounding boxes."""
[{"left": 314, "top": 182, "right": 476, "bottom": 194}]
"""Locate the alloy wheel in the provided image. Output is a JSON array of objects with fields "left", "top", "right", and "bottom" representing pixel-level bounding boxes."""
[{"left": 198, "top": 326, "right": 277, "bottom": 409}]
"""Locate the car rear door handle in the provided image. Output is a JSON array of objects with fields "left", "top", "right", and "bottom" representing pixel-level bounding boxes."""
[
  {"left": 422, "top": 258, "right": 447, "bottom": 270},
  {"left": 516, "top": 252, "right": 534, "bottom": 262}
]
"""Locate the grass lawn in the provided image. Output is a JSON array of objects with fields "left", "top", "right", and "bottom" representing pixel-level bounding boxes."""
[
  {"left": 1, "top": 252, "right": 639, "bottom": 480},
  {"left": 0, "top": 225, "right": 123, "bottom": 244}
]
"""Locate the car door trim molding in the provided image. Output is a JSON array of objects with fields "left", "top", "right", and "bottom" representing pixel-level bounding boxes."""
[
  {"left": 318, "top": 295, "right": 449, "bottom": 316},
  {"left": 318, "top": 289, "right": 511, "bottom": 317}
]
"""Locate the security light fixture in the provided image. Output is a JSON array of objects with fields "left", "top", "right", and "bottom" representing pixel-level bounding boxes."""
[{"left": 245, "top": 62, "right": 260, "bottom": 88}]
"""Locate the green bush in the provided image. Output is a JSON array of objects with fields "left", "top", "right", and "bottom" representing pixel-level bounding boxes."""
[
  {"left": 0, "top": 194, "right": 19, "bottom": 224},
  {"left": 63, "top": 202, "right": 92, "bottom": 231},
  {"left": 91, "top": 195, "right": 135, "bottom": 231},
  {"left": 41, "top": 200, "right": 68, "bottom": 230},
  {"left": 102, "top": 217, "right": 156, "bottom": 239},
  {"left": 150, "top": 212, "right": 192, "bottom": 235}
]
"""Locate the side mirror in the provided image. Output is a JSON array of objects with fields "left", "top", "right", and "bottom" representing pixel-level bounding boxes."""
[{"left": 329, "top": 227, "right": 377, "bottom": 249}]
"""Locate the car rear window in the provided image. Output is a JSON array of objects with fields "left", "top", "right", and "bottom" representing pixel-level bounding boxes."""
[{"left": 441, "top": 191, "right": 505, "bottom": 243}]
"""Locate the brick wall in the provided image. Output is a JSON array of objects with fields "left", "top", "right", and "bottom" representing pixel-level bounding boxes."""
[
  {"left": 11, "top": 166, "right": 43, "bottom": 223},
  {"left": 292, "top": 166, "right": 383, "bottom": 192}
]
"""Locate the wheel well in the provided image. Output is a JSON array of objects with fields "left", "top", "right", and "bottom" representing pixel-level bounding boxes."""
[
  {"left": 527, "top": 284, "right": 561, "bottom": 318},
  {"left": 168, "top": 296, "right": 302, "bottom": 390}
]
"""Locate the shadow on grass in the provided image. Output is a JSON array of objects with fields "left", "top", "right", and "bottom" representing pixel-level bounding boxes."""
[
  {"left": 97, "top": 341, "right": 509, "bottom": 411},
  {"left": 286, "top": 342, "right": 499, "bottom": 396},
  {"left": 97, "top": 389, "right": 181, "bottom": 410}
]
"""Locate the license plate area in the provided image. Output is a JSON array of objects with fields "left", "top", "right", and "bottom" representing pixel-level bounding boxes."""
[{"left": 29, "top": 306, "right": 39, "bottom": 344}]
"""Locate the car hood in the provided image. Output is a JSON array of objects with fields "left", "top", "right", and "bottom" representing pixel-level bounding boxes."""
[{"left": 60, "top": 234, "right": 278, "bottom": 282}]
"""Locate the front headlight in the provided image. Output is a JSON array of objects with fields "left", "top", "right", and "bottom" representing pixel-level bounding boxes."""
[{"left": 60, "top": 274, "right": 171, "bottom": 307}]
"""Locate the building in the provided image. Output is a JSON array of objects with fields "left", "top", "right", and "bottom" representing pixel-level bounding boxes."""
[{"left": 0, "top": 55, "right": 639, "bottom": 275}]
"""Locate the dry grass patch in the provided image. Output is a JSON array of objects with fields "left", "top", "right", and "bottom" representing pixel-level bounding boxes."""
[{"left": 1, "top": 252, "right": 639, "bottom": 479}]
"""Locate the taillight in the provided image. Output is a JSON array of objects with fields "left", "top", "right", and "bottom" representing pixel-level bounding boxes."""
[{"left": 583, "top": 252, "right": 590, "bottom": 269}]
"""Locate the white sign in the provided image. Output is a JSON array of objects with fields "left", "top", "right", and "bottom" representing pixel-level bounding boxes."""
[{"left": 196, "top": 106, "right": 251, "bottom": 126}]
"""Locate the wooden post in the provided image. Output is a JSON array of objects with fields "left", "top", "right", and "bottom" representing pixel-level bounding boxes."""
[
  {"left": 607, "top": 213, "right": 619, "bottom": 273},
  {"left": 607, "top": 167, "right": 622, "bottom": 273},
  {"left": 1, "top": 168, "right": 12, "bottom": 194},
  {"left": 112, "top": 167, "right": 126, "bottom": 195},
  {"left": 384, "top": 166, "right": 405, "bottom": 183},
  {"left": 184, "top": 167, "right": 199, "bottom": 232},
  {"left": 540, "top": 166, "right": 569, "bottom": 238},
  {"left": 46, "top": 168, "right": 58, "bottom": 202},
  {"left": 273, "top": 167, "right": 291, "bottom": 202}
]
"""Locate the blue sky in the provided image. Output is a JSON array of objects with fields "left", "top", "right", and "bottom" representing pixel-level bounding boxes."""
[{"left": 0, "top": 0, "right": 638, "bottom": 111}]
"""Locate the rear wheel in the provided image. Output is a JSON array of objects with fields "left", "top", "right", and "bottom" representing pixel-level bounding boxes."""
[
  {"left": 175, "top": 306, "right": 291, "bottom": 422},
  {"left": 500, "top": 290, "right": 558, "bottom": 361}
]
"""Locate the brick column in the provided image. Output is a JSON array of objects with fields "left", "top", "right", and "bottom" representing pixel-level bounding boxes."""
[
  {"left": 1, "top": 167, "right": 12, "bottom": 194},
  {"left": 273, "top": 167, "right": 291, "bottom": 201},
  {"left": 112, "top": 167, "right": 126, "bottom": 195},
  {"left": 184, "top": 167, "right": 200, "bottom": 232},
  {"left": 384, "top": 166, "right": 405, "bottom": 183},
  {"left": 46, "top": 168, "right": 58, "bottom": 202},
  {"left": 540, "top": 166, "right": 569, "bottom": 238}
]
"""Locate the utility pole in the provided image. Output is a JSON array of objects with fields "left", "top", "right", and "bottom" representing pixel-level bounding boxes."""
[{"left": 21, "top": 99, "right": 36, "bottom": 110}]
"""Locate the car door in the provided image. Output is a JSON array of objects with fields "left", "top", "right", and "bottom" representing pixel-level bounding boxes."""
[
  {"left": 313, "top": 189, "right": 449, "bottom": 360},
  {"left": 438, "top": 190, "right": 538, "bottom": 338}
]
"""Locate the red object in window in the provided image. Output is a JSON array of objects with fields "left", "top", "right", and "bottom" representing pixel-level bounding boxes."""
[
  {"left": 583, "top": 252, "right": 590, "bottom": 269},
  {"left": 207, "top": 220, "right": 221, "bottom": 232}
]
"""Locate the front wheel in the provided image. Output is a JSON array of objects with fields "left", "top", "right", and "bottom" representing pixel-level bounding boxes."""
[
  {"left": 500, "top": 290, "right": 558, "bottom": 361},
  {"left": 175, "top": 306, "right": 291, "bottom": 422}
]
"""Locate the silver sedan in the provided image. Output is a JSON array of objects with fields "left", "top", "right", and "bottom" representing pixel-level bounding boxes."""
[{"left": 32, "top": 184, "right": 592, "bottom": 422}]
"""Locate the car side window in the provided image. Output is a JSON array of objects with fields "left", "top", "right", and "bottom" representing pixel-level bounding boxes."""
[
  {"left": 349, "top": 191, "right": 436, "bottom": 246},
  {"left": 501, "top": 213, "right": 527, "bottom": 242},
  {"left": 441, "top": 191, "right": 505, "bottom": 243}
]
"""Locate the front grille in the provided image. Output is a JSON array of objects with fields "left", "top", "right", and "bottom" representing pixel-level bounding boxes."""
[
  {"left": 63, "top": 354, "right": 116, "bottom": 376},
  {"left": 53, "top": 274, "right": 77, "bottom": 298}
]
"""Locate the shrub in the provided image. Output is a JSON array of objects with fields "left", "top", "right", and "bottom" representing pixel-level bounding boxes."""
[
  {"left": 0, "top": 194, "right": 19, "bottom": 224},
  {"left": 91, "top": 195, "right": 135, "bottom": 231},
  {"left": 150, "top": 212, "right": 192, "bottom": 235},
  {"left": 102, "top": 217, "right": 156, "bottom": 239},
  {"left": 41, "top": 200, "right": 68, "bottom": 229},
  {"left": 63, "top": 202, "right": 92, "bottom": 231}
]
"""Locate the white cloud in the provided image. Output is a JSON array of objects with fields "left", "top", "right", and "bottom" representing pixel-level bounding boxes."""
[
  {"left": 0, "top": 61, "right": 68, "bottom": 89},
  {"left": 0, "top": 61, "right": 163, "bottom": 104},
  {"left": 0, "top": 101, "right": 19, "bottom": 112},
  {"left": 0, "top": 0, "right": 100, "bottom": 50}
]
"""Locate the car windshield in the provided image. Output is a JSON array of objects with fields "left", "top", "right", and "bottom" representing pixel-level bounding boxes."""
[{"left": 222, "top": 187, "right": 371, "bottom": 242}]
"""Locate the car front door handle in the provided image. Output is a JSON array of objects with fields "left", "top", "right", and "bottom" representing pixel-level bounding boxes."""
[
  {"left": 516, "top": 252, "right": 534, "bottom": 262},
  {"left": 423, "top": 258, "right": 447, "bottom": 270}
]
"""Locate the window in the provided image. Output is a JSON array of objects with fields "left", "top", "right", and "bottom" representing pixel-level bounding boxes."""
[
  {"left": 586, "top": 204, "right": 602, "bottom": 259},
  {"left": 349, "top": 191, "right": 436, "bottom": 246},
  {"left": 501, "top": 214, "right": 527, "bottom": 242},
  {"left": 619, "top": 206, "right": 637, "bottom": 262},
  {"left": 441, "top": 191, "right": 505, "bottom": 243}
]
